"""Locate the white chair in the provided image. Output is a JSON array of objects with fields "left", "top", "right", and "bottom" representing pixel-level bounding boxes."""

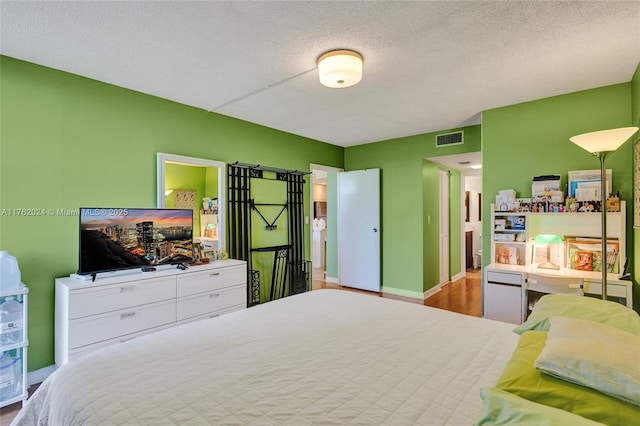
[{"left": 526, "top": 273, "right": 584, "bottom": 314}]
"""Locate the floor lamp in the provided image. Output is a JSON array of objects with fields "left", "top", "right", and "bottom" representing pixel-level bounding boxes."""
[{"left": 569, "top": 127, "right": 638, "bottom": 300}]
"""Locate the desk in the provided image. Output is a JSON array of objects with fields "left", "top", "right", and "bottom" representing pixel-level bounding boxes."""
[{"left": 484, "top": 263, "right": 632, "bottom": 324}]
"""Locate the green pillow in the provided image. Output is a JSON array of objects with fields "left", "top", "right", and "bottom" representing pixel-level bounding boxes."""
[
  {"left": 513, "top": 294, "right": 640, "bottom": 336},
  {"left": 496, "top": 331, "right": 640, "bottom": 425},
  {"left": 477, "top": 387, "right": 602, "bottom": 426}
]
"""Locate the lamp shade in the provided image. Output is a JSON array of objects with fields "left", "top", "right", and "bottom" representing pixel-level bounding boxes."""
[
  {"left": 569, "top": 127, "right": 638, "bottom": 154},
  {"left": 317, "top": 50, "right": 362, "bottom": 88},
  {"left": 534, "top": 234, "right": 563, "bottom": 244}
]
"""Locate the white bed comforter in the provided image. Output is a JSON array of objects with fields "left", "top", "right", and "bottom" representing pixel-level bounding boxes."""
[{"left": 14, "top": 290, "right": 518, "bottom": 425}]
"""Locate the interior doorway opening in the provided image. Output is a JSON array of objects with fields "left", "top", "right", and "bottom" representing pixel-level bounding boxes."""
[
  {"left": 309, "top": 164, "right": 342, "bottom": 285},
  {"left": 424, "top": 152, "right": 482, "bottom": 289}
]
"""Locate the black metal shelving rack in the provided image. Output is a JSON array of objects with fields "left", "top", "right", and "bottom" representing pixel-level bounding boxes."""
[{"left": 228, "top": 162, "right": 310, "bottom": 307}]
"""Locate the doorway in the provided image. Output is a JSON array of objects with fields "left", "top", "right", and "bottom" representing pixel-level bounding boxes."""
[
  {"left": 309, "top": 164, "right": 342, "bottom": 284},
  {"left": 425, "top": 152, "right": 482, "bottom": 286}
]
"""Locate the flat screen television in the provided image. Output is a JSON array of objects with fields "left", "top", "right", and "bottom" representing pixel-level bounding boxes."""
[{"left": 78, "top": 208, "right": 193, "bottom": 275}]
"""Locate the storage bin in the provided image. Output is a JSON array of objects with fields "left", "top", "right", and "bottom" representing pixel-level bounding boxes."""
[
  {"left": 0, "top": 251, "right": 21, "bottom": 292},
  {"left": 0, "top": 353, "right": 21, "bottom": 401},
  {"left": 0, "top": 296, "right": 23, "bottom": 345}
]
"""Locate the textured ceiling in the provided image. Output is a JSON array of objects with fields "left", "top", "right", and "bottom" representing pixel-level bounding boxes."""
[{"left": 2, "top": 1, "right": 639, "bottom": 147}]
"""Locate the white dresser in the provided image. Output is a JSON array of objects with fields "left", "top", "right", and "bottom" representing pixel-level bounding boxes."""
[{"left": 55, "top": 260, "right": 246, "bottom": 366}]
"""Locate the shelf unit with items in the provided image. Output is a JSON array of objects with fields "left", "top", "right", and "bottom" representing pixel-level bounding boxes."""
[
  {"left": 490, "top": 202, "right": 626, "bottom": 273},
  {"left": 490, "top": 205, "right": 529, "bottom": 266},
  {"left": 0, "top": 284, "right": 28, "bottom": 409},
  {"left": 526, "top": 201, "right": 625, "bottom": 275},
  {"left": 485, "top": 201, "right": 630, "bottom": 324}
]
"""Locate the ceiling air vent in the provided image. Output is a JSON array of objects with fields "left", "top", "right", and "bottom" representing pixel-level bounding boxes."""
[{"left": 435, "top": 131, "right": 464, "bottom": 147}]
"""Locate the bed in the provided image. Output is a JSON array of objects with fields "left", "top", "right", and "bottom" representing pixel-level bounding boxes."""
[
  {"left": 14, "top": 289, "right": 519, "bottom": 425},
  {"left": 14, "top": 290, "right": 640, "bottom": 425}
]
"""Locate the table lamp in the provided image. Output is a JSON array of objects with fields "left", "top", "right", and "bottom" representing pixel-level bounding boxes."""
[
  {"left": 570, "top": 126, "right": 639, "bottom": 300},
  {"left": 534, "top": 234, "right": 563, "bottom": 270}
]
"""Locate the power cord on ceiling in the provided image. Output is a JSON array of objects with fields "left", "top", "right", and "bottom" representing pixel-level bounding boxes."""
[{"left": 209, "top": 67, "right": 317, "bottom": 112}]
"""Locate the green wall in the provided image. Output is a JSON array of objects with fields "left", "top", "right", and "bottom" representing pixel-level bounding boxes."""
[
  {"left": 344, "top": 126, "right": 481, "bottom": 297},
  {"left": 164, "top": 163, "right": 208, "bottom": 236},
  {"left": 204, "top": 167, "right": 219, "bottom": 202},
  {"left": 631, "top": 63, "right": 640, "bottom": 309},
  {"left": 482, "top": 83, "right": 635, "bottom": 308},
  {"left": 0, "top": 56, "right": 343, "bottom": 371}
]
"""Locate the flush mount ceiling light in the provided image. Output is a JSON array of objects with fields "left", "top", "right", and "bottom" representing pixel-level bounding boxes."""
[{"left": 317, "top": 49, "right": 363, "bottom": 88}]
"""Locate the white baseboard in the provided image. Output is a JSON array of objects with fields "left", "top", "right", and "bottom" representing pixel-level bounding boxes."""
[
  {"left": 451, "top": 272, "right": 465, "bottom": 282},
  {"left": 28, "top": 364, "right": 56, "bottom": 385},
  {"left": 381, "top": 286, "right": 426, "bottom": 300},
  {"left": 423, "top": 284, "right": 442, "bottom": 300}
]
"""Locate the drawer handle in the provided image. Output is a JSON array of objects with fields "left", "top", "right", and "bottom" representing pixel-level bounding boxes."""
[
  {"left": 210, "top": 272, "right": 221, "bottom": 277},
  {"left": 120, "top": 286, "right": 136, "bottom": 293},
  {"left": 120, "top": 312, "right": 136, "bottom": 320},
  {"left": 210, "top": 293, "right": 221, "bottom": 298}
]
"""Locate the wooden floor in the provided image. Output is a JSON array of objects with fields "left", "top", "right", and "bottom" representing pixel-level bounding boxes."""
[
  {"left": 1, "top": 270, "right": 481, "bottom": 425},
  {"left": 313, "top": 268, "right": 482, "bottom": 317}
]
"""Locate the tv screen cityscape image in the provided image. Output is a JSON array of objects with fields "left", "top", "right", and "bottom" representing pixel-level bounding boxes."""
[{"left": 79, "top": 208, "right": 193, "bottom": 274}]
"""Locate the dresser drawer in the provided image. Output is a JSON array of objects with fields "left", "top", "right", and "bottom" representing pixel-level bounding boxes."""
[
  {"left": 583, "top": 281, "right": 628, "bottom": 298},
  {"left": 68, "top": 323, "right": 175, "bottom": 363},
  {"left": 176, "top": 265, "right": 246, "bottom": 297},
  {"left": 486, "top": 271, "right": 523, "bottom": 286},
  {"left": 176, "top": 285, "right": 245, "bottom": 321},
  {"left": 177, "top": 305, "right": 244, "bottom": 326},
  {"left": 69, "top": 300, "right": 176, "bottom": 349},
  {"left": 69, "top": 277, "right": 176, "bottom": 319}
]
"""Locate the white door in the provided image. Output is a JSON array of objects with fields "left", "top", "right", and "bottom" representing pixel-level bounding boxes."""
[
  {"left": 338, "top": 169, "right": 380, "bottom": 291},
  {"left": 439, "top": 169, "right": 450, "bottom": 285}
]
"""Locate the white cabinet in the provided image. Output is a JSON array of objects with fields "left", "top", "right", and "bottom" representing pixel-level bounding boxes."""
[
  {"left": 55, "top": 260, "right": 246, "bottom": 366},
  {"left": 484, "top": 270, "right": 525, "bottom": 324},
  {"left": 0, "top": 284, "right": 28, "bottom": 408}
]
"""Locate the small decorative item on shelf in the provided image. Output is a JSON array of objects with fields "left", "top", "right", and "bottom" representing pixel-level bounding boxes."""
[
  {"left": 532, "top": 175, "right": 562, "bottom": 200},
  {"left": 576, "top": 201, "right": 601, "bottom": 212},
  {"left": 496, "top": 189, "right": 517, "bottom": 211},
  {"left": 496, "top": 246, "right": 518, "bottom": 265},
  {"left": 517, "top": 203, "right": 532, "bottom": 212},
  {"left": 606, "top": 196, "right": 620, "bottom": 212},
  {"left": 201, "top": 197, "right": 219, "bottom": 214},
  {"left": 575, "top": 251, "right": 593, "bottom": 271},
  {"left": 530, "top": 201, "right": 548, "bottom": 213},
  {"left": 566, "top": 198, "right": 579, "bottom": 212},
  {"left": 507, "top": 217, "right": 525, "bottom": 230},
  {"left": 494, "top": 234, "right": 515, "bottom": 242},
  {"left": 192, "top": 242, "right": 202, "bottom": 264}
]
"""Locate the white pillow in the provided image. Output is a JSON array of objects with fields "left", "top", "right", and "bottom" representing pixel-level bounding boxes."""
[{"left": 535, "top": 316, "right": 640, "bottom": 406}]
